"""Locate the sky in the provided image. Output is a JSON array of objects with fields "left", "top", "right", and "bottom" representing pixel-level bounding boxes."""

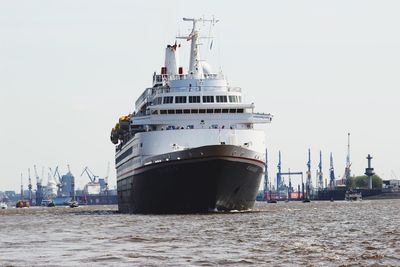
[{"left": 1, "top": 0, "right": 399, "bottom": 191}]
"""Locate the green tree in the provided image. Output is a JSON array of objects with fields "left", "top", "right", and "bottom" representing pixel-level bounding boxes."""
[{"left": 349, "top": 175, "right": 382, "bottom": 189}]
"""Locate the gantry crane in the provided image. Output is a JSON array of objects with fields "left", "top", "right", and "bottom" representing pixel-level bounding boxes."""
[{"left": 81, "top": 166, "right": 98, "bottom": 183}]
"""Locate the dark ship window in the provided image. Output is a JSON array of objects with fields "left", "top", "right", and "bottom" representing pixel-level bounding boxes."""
[
  {"left": 229, "top": 95, "right": 238, "bottom": 103},
  {"left": 175, "top": 96, "right": 187, "bottom": 103},
  {"left": 202, "top": 95, "right": 214, "bottom": 103},
  {"left": 189, "top": 96, "right": 200, "bottom": 103},
  {"left": 216, "top": 96, "right": 228, "bottom": 103},
  {"left": 163, "top": 96, "right": 173, "bottom": 104}
]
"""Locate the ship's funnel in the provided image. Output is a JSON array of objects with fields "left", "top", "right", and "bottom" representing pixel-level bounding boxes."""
[{"left": 164, "top": 43, "right": 180, "bottom": 76}]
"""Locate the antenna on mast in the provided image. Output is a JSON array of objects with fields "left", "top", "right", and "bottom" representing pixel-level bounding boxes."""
[{"left": 178, "top": 17, "right": 218, "bottom": 78}]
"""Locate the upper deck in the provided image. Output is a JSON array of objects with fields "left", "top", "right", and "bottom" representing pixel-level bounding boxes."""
[{"left": 111, "top": 17, "right": 272, "bottom": 149}]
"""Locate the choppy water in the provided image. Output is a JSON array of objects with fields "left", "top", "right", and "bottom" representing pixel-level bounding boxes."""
[{"left": 1, "top": 200, "right": 399, "bottom": 266}]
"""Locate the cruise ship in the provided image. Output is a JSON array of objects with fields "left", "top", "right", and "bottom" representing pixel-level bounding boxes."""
[{"left": 111, "top": 17, "right": 272, "bottom": 213}]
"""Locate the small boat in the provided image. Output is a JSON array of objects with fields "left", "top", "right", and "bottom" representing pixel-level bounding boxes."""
[
  {"left": 302, "top": 198, "right": 311, "bottom": 203},
  {"left": 41, "top": 199, "right": 55, "bottom": 207},
  {"left": 69, "top": 201, "right": 79, "bottom": 208},
  {"left": 345, "top": 190, "right": 362, "bottom": 201},
  {"left": 0, "top": 202, "right": 7, "bottom": 209}
]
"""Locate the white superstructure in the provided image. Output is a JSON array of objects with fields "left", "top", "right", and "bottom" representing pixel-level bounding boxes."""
[{"left": 112, "top": 17, "right": 272, "bottom": 181}]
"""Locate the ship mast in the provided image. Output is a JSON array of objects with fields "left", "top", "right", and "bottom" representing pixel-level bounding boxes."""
[{"left": 179, "top": 17, "right": 218, "bottom": 79}]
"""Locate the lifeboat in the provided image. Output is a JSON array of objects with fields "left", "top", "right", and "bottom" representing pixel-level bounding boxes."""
[
  {"left": 119, "top": 115, "right": 130, "bottom": 131},
  {"left": 110, "top": 115, "right": 131, "bottom": 144}
]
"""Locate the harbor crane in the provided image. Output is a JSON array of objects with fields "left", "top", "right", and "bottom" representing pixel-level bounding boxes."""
[
  {"left": 54, "top": 166, "right": 63, "bottom": 193},
  {"left": 28, "top": 168, "right": 33, "bottom": 203},
  {"left": 276, "top": 151, "right": 304, "bottom": 200},
  {"left": 34, "top": 165, "right": 44, "bottom": 205},
  {"left": 67, "top": 164, "right": 75, "bottom": 199},
  {"left": 317, "top": 151, "right": 323, "bottom": 191},
  {"left": 305, "top": 148, "right": 312, "bottom": 199},
  {"left": 276, "top": 151, "right": 283, "bottom": 192},
  {"left": 81, "top": 166, "right": 98, "bottom": 183},
  {"left": 329, "top": 153, "right": 335, "bottom": 189},
  {"left": 344, "top": 132, "right": 352, "bottom": 189},
  {"left": 49, "top": 167, "right": 62, "bottom": 194}
]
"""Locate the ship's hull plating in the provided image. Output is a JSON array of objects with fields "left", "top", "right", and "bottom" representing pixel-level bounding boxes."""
[{"left": 117, "top": 145, "right": 264, "bottom": 214}]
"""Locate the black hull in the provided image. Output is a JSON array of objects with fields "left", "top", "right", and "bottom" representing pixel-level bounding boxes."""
[{"left": 117, "top": 145, "right": 264, "bottom": 214}]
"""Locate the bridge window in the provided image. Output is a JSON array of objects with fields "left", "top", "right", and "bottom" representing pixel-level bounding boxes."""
[
  {"left": 167, "top": 110, "right": 175, "bottom": 114},
  {"left": 191, "top": 109, "right": 198, "bottom": 114},
  {"left": 202, "top": 96, "right": 214, "bottom": 103},
  {"left": 153, "top": 97, "right": 163, "bottom": 105},
  {"left": 237, "top": 109, "right": 244, "bottom": 113},
  {"left": 199, "top": 109, "right": 206, "bottom": 114},
  {"left": 228, "top": 96, "right": 238, "bottom": 103},
  {"left": 206, "top": 109, "right": 213, "bottom": 113},
  {"left": 183, "top": 109, "right": 190, "bottom": 114},
  {"left": 229, "top": 109, "right": 237, "bottom": 113},
  {"left": 222, "top": 109, "right": 229, "bottom": 113},
  {"left": 216, "top": 96, "right": 228, "bottom": 103},
  {"left": 176, "top": 110, "right": 183, "bottom": 114},
  {"left": 189, "top": 96, "right": 200, "bottom": 103},
  {"left": 214, "top": 109, "right": 221, "bottom": 113},
  {"left": 175, "top": 96, "right": 187, "bottom": 103},
  {"left": 163, "top": 96, "right": 173, "bottom": 104},
  {"left": 160, "top": 110, "right": 167, "bottom": 114}
]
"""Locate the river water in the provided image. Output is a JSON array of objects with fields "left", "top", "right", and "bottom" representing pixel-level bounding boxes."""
[{"left": 1, "top": 200, "right": 399, "bottom": 266}]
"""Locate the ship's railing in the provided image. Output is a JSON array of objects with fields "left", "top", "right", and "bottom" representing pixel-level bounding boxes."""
[
  {"left": 150, "top": 86, "right": 241, "bottom": 94},
  {"left": 135, "top": 88, "right": 153, "bottom": 109},
  {"left": 154, "top": 73, "right": 224, "bottom": 83},
  {"left": 227, "top": 87, "right": 241, "bottom": 92},
  {"left": 170, "top": 73, "right": 223, "bottom": 80}
]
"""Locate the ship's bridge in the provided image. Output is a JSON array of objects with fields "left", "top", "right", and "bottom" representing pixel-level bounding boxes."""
[{"left": 168, "top": 76, "right": 227, "bottom": 92}]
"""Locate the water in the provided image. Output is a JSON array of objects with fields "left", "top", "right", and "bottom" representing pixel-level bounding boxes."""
[{"left": 1, "top": 200, "right": 399, "bottom": 266}]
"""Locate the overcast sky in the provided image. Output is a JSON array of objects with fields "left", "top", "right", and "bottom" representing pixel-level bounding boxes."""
[{"left": 1, "top": 0, "right": 399, "bottom": 191}]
